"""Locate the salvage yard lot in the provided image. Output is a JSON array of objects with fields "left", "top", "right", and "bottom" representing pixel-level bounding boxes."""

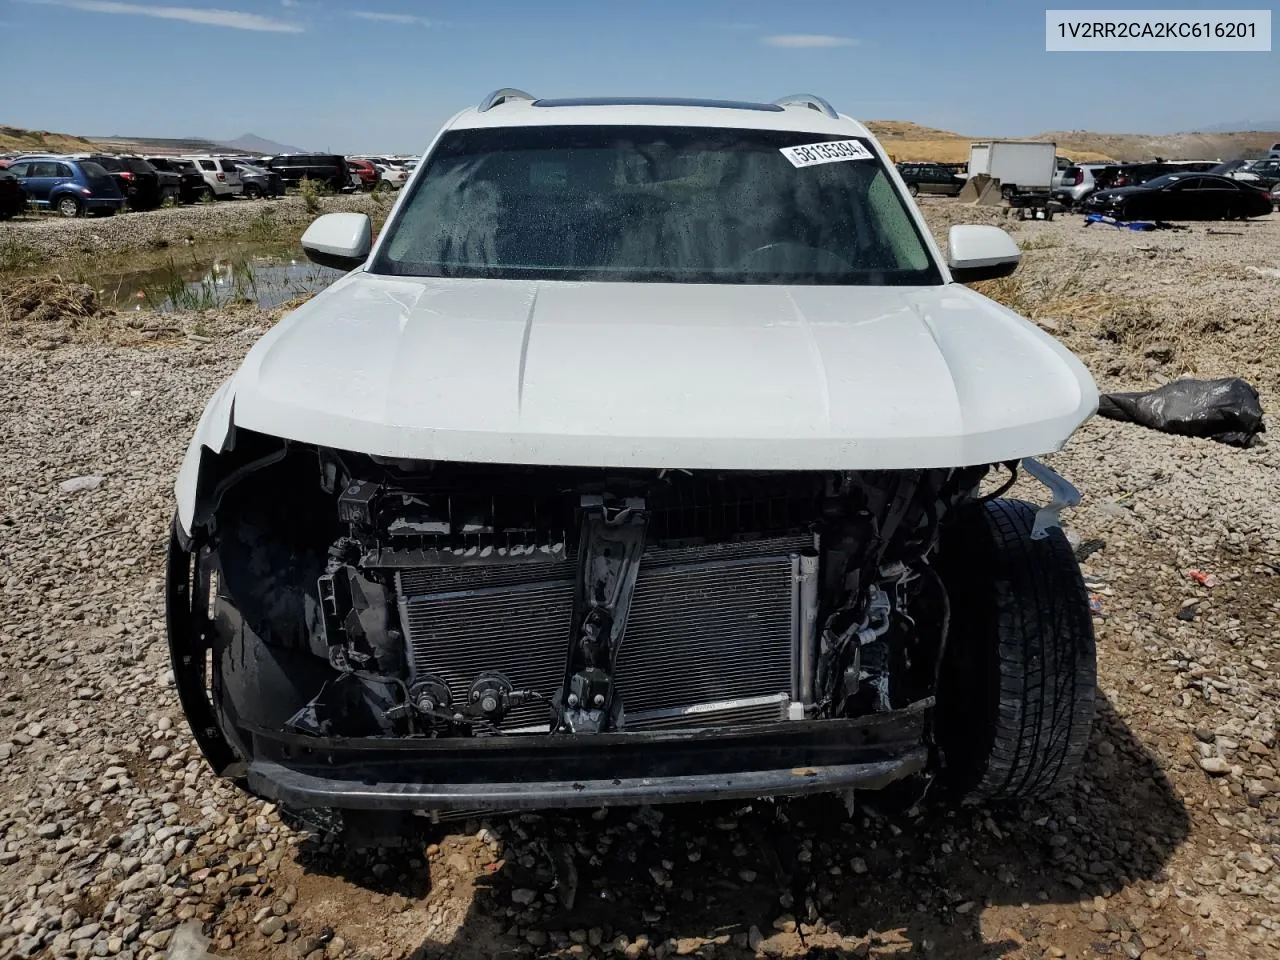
[{"left": 0, "top": 198, "right": 1277, "bottom": 960}]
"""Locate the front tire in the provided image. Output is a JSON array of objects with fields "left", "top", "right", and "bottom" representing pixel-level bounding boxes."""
[
  {"left": 908, "top": 183, "right": 919, "bottom": 197},
  {"left": 243, "top": 183, "right": 261, "bottom": 199},
  {"left": 56, "top": 195, "right": 81, "bottom": 218},
  {"left": 935, "top": 498, "right": 1096, "bottom": 801}
]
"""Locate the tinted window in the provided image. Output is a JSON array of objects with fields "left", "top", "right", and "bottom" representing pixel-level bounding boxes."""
[
  {"left": 218, "top": 159, "right": 238, "bottom": 172},
  {"left": 8, "top": 162, "right": 30, "bottom": 177},
  {"left": 376, "top": 125, "right": 939, "bottom": 286},
  {"left": 80, "top": 161, "right": 110, "bottom": 179},
  {"left": 31, "top": 161, "right": 60, "bottom": 177},
  {"left": 198, "top": 159, "right": 216, "bottom": 171},
  {"left": 54, "top": 163, "right": 72, "bottom": 178},
  {"left": 95, "top": 156, "right": 124, "bottom": 171}
]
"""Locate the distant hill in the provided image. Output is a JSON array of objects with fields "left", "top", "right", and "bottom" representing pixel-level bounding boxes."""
[
  {"left": 864, "top": 120, "right": 1280, "bottom": 163},
  {"left": 7, "top": 121, "right": 1277, "bottom": 165},
  {"left": 0, "top": 125, "right": 97, "bottom": 153},
  {"left": 222, "top": 133, "right": 307, "bottom": 155},
  {"left": 1033, "top": 129, "right": 1280, "bottom": 162},
  {"left": 864, "top": 121, "right": 1112, "bottom": 163},
  {"left": 86, "top": 134, "right": 230, "bottom": 154},
  {"left": 1194, "top": 120, "right": 1280, "bottom": 134}
]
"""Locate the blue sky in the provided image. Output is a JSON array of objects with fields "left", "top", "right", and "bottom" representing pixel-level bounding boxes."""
[{"left": 1, "top": 0, "right": 1275, "bottom": 152}]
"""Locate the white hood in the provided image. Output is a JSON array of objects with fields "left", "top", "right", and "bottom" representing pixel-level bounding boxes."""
[{"left": 221, "top": 273, "right": 1097, "bottom": 471}]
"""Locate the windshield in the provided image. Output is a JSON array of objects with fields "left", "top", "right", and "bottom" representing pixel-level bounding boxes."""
[
  {"left": 79, "top": 161, "right": 110, "bottom": 179},
  {"left": 373, "top": 125, "right": 940, "bottom": 285}
]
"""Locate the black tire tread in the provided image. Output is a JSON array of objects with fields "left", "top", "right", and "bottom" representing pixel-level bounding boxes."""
[{"left": 938, "top": 498, "right": 1096, "bottom": 800}]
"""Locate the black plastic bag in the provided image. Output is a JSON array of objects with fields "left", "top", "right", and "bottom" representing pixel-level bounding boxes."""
[{"left": 1097, "top": 377, "right": 1265, "bottom": 447}]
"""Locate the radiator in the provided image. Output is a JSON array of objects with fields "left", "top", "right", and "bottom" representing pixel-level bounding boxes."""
[{"left": 395, "top": 534, "right": 812, "bottom": 732}]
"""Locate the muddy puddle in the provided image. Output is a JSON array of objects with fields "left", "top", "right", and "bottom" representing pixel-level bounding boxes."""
[{"left": 96, "top": 241, "right": 343, "bottom": 312}]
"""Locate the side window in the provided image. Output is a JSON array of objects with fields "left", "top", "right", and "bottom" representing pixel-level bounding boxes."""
[
  {"left": 8, "top": 162, "right": 30, "bottom": 177},
  {"left": 199, "top": 159, "right": 216, "bottom": 171},
  {"left": 32, "top": 161, "right": 59, "bottom": 177},
  {"left": 866, "top": 169, "right": 930, "bottom": 271},
  {"left": 54, "top": 163, "right": 72, "bottom": 178},
  {"left": 218, "top": 159, "right": 238, "bottom": 172}
]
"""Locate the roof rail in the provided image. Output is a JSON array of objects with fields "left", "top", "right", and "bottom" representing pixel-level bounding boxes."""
[
  {"left": 772, "top": 94, "right": 838, "bottom": 119},
  {"left": 478, "top": 88, "right": 535, "bottom": 112}
]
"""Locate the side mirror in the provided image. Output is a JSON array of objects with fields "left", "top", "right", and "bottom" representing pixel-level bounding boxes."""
[
  {"left": 947, "top": 224, "right": 1020, "bottom": 282},
  {"left": 301, "top": 212, "right": 372, "bottom": 270}
]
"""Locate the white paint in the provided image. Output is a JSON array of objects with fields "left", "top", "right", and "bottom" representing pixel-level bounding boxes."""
[
  {"left": 173, "top": 100, "right": 1099, "bottom": 536},
  {"left": 948, "top": 225, "right": 1022, "bottom": 270}
]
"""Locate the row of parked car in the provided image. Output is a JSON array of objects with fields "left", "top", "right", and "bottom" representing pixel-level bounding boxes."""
[
  {"left": 1051, "top": 157, "right": 1280, "bottom": 205},
  {"left": 891, "top": 155, "right": 1279, "bottom": 221},
  {"left": 0, "top": 151, "right": 419, "bottom": 218}
]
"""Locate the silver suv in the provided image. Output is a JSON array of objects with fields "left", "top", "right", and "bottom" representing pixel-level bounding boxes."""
[{"left": 1052, "top": 163, "right": 1110, "bottom": 205}]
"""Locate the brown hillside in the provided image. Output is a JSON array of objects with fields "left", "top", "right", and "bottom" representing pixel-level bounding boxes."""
[
  {"left": 5, "top": 121, "right": 1276, "bottom": 166},
  {"left": 865, "top": 121, "right": 1114, "bottom": 163},
  {"left": 866, "top": 122, "right": 1280, "bottom": 165},
  {"left": 0, "top": 125, "right": 97, "bottom": 154},
  {"left": 1034, "top": 129, "right": 1279, "bottom": 162}
]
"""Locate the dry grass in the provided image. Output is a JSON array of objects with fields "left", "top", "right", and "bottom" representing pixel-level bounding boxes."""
[
  {"left": 0, "top": 276, "right": 181, "bottom": 348},
  {"left": 972, "top": 255, "right": 1132, "bottom": 325},
  {"left": 970, "top": 254, "right": 1199, "bottom": 373}
]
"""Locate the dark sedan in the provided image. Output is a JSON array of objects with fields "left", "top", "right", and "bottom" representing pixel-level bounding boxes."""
[
  {"left": 897, "top": 162, "right": 965, "bottom": 197},
  {"left": 1085, "top": 173, "right": 1273, "bottom": 221}
]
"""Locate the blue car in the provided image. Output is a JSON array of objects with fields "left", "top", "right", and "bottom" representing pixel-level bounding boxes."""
[{"left": 6, "top": 155, "right": 125, "bottom": 217}]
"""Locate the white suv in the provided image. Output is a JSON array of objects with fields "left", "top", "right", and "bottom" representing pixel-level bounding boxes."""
[
  {"left": 168, "top": 91, "right": 1099, "bottom": 825},
  {"left": 183, "top": 155, "right": 243, "bottom": 198}
]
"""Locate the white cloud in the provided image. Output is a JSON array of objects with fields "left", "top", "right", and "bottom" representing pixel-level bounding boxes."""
[
  {"left": 352, "top": 10, "right": 429, "bottom": 25},
  {"left": 17, "top": 0, "right": 303, "bottom": 31},
  {"left": 762, "top": 34, "right": 858, "bottom": 48}
]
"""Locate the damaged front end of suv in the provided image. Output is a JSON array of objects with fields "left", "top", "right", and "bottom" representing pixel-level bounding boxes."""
[
  {"left": 169, "top": 439, "right": 1094, "bottom": 816},
  {"left": 166, "top": 93, "right": 1101, "bottom": 823}
]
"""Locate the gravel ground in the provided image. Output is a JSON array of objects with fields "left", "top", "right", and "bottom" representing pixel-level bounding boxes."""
[{"left": 1, "top": 199, "right": 1278, "bottom": 960}]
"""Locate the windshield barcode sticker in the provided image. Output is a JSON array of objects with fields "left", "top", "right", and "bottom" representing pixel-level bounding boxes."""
[{"left": 780, "top": 139, "right": 874, "bottom": 168}]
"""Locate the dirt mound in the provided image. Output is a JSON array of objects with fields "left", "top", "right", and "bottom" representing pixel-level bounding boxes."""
[{"left": 0, "top": 276, "right": 181, "bottom": 348}]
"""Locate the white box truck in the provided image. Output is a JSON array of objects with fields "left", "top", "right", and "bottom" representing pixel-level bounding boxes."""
[{"left": 967, "top": 141, "right": 1056, "bottom": 197}]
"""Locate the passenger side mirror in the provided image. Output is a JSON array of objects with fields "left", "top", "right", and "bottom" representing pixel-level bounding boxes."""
[
  {"left": 947, "top": 224, "right": 1020, "bottom": 283},
  {"left": 301, "top": 212, "right": 372, "bottom": 270}
]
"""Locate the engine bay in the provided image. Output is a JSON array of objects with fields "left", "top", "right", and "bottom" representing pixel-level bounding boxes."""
[{"left": 196, "top": 434, "right": 991, "bottom": 743}]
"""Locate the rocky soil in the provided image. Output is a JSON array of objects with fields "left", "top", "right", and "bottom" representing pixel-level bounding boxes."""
[{"left": 0, "top": 200, "right": 1277, "bottom": 960}]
